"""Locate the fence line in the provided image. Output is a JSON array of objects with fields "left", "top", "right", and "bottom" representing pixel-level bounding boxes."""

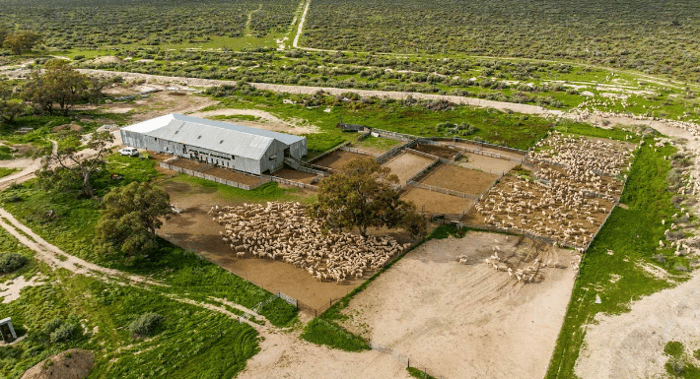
[
  {"left": 405, "top": 158, "right": 441, "bottom": 183},
  {"left": 427, "top": 136, "right": 527, "bottom": 155},
  {"left": 159, "top": 161, "right": 269, "bottom": 190},
  {"left": 307, "top": 141, "right": 352, "bottom": 163},
  {"left": 376, "top": 139, "right": 419, "bottom": 164},
  {"left": 340, "top": 146, "right": 371, "bottom": 155},
  {"left": 407, "top": 180, "right": 478, "bottom": 201},
  {"left": 262, "top": 174, "right": 319, "bottom": 191}
]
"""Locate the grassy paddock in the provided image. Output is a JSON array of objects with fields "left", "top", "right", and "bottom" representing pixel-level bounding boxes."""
[{"left": 545, "top": 140, "right": 695, "bottom": 378}]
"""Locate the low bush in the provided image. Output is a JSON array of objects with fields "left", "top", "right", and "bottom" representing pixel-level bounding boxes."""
[
  {"left": 665, "top": 341, "right": 685, "bottom": 358},
  {"left": 50, "top": 323, "right": 80, "bottom": 343},
  {"left": 0, "top": 252, "right": 27, "bottom": 273},
  {"left": 127, "top": 312, "right": 165, "bottom": 338}
]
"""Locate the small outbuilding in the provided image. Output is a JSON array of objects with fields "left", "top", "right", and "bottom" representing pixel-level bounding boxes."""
[
  {"left": 0, "top": 317, "right": 17, "bottom": 343},
  {"left": 120, "top": 113, "right": 307, "bottom": 175}
]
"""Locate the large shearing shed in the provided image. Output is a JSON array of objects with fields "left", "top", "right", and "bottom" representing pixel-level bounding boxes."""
[{"left": 120, "top": 113, "right": 307, "bottom": 175}]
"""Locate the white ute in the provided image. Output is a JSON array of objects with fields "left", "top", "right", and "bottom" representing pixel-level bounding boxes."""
[{"left": 118, "top": 147, "right": 139, "bottom": 157}]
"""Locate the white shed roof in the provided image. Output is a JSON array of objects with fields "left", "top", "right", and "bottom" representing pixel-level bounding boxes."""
[{"left": 122, "top": 114, "right": 305, "bottom": 160}]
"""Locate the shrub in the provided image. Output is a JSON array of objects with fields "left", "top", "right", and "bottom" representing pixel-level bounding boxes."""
[
  {"left": 665, "top": 341, "right": 685, "bottom": 358},
  {"left": 694, "top": 349, "right": 700, "bottom": 360},
  {"left": 50, "top": 323, "right": 80, "bottom": 343},
  {"left": 666, "top": 358, "right": 686, "bottom": 376},
  {"left": 128, "top": 312, "right": 165, "bottom": 337},
  {"left": 0, "top": 253, "right": 27, "bottom": 273},
  {"left": 43, "top": 318, "right": 64, "bottom": 335}
]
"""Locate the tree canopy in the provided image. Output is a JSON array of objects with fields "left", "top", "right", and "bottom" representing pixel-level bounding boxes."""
[
  {"left": 309, "top": 158, "right": 426, "bottom": 239},
  {"left": 23, "top": 60, "right": 90, "bottom": 116},
  {"left": 94, "top": 182, "right": 172, "bottom": 261},
  {"left": 37, "top": 130, "right": 114, "bottom": 198},
  {"left": 2, "top": 30, "right": 41, "bottom": 55},
  {"left": 0, "top": 80, "right": 26, "bottom": 124}
]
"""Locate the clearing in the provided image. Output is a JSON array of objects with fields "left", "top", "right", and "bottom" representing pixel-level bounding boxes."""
[
  {"left": 456, "top": 153, "right": 520, "bottom": 175},
  {"left": 337, "top": 232, "right": 577, "bottom": 379}
]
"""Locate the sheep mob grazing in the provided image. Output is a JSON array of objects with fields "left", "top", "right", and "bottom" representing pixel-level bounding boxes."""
[
  {"left": 473, "top": 133, "right": 636, "bottom": 248},
  {"left": 208, "top": 202, "right": 411, "bottom": 282}
]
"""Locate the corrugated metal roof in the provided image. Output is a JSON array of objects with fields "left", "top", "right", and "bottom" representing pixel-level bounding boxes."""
[{"left": 123, "top": 113, "right": 305, "bottom": 160}]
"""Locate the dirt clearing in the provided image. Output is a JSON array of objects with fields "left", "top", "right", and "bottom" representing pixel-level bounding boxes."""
[
  {"left": 381, "top": 152, "right": 435, "bottom": 184},
  {"left": 337, "top": 232, "right": 577, "bottom": 379},
  {"left": 420, "top": 164, "right": 498, "bottom": 195},
  {"left": 21, "top": 349, "right": 94, "bottom": 379},
  {"left": 401, "top": 187, "right": 472, "bottom": 215},
  {"left": 314, "top": 150, "right": 371, "bottom": 170},
  {"left": 456, "top": 153, "right": 519, "bottom": 174},
  {"left": 442, "top": 140, "right": 526, "bottom": 161}
]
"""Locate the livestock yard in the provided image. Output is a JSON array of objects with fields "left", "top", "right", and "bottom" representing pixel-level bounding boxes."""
[
  {"left": 465, "top": 132, "right": 637, "bottom": 248},
  {"left": 313, "top": 149, "right": 371, "bottom": 170},
  {"left": 419, "top": 163, "right": 498, "bottom": 195},
  {"left": 337, "top": 232, "right": 578, "bottom": 379},
  {"left": 381, "top": 151, "right": 436, "bottom": 184},
  {"left": 401, "top": 188, "right": 473, "bottom": 215}
]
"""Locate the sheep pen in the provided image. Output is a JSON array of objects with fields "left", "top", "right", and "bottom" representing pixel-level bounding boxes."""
[
  {"left": 470, "top": 133, "right": 637, "bottom": 248},
  {"left": 208, "top": 202, "right": 411, "bottom": 282}
]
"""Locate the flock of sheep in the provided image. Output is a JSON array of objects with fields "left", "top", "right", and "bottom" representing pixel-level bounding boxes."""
[
  {"left": 530, "top": 132, "right": 635, "bottom": 177},
  {"left": 474, "top": 133, "right": 634, "bottom": 247},
  {"left": 209, "top": 202, "right": 411, "bottom": 282}
]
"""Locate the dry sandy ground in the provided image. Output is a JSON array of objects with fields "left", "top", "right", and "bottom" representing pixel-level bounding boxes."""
[
  {"left": 239, "top": 325, "right": 413, "bottom": 379},
  {"left": 456, "top": 153, "right": 519, "bottom": 175},
  {"left": 0, "top": 274, "right": 46, "bottom": 303},
  {"left": 189, "top": 108, "right": 320, "bottom": 135},
  {"left": 401, "top": 187, "right": 472, "bottom": 215},
  {"left": 575, "top": 270, "right": 700, "bottom": 379},
  {"left": 337, "top": 232, "right": 577, "bottom": 379},
  {"left": 382, "top": 152, "right": 435, "bottom": 184}
]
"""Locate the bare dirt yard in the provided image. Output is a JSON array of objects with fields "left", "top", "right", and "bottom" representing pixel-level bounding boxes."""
[
  {"left": 441, "top": 140, "right": 526, "bottom": 161},
  {"left": 401, "top": 187, "right": 472, "bottom": 215},
  {"left": 206, "top": 167, "right": 266, "bottom": 186},
  {"left": 314, "top": 150, "right": 371, "bottom": 170},
  {"left": 273, "top": 168, "right": 318, "bottom": 184},
  {"left": 337, "top": 232, "right": 577, "bottom": 379},
  {"left": 420, "top": 164, "right": 498, "bottom": 195},
  {"left": 413, "top": 143, "right": 460, "bottom": 160},
  {"left": 381, "top": 151, "right": 436, "bottom": 184},
  {"left": 157, "top": 178, "right": 364, "bottom": 310},
  {"left": 456, "top": 153, "right": 520, "bottom": 175}
]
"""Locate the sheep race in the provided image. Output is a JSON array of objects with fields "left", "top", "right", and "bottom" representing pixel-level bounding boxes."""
[{"left": 208, "top": 202, "right": 411, "bottom": 282}]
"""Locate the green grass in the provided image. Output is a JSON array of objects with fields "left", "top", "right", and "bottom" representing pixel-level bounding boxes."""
[
  {"left": 545, "top": 140, "right": 695, "bottom": 379},
  {"left": 0, "top": 264, "right": 261, "bottom": 379},
  {"left": 0, "top": 146, "right": 14, "bottom": 160},
  {"left": 161, "top": 174, "right": 309, "bottom": 204},
  {"left": 300, "top": 224, "right": 462, "bottom": 351},
  {"left": 0, "top": 168, "right": 19, "bottom": 179},
  {"left": 663, "top": 341, "right": 700, "bottom": 378},
  {"left": 407, "top": 367, "right": 438, "bottom": 379},
  {"left": 355, "top": 136, "right": 402, "bottom": 151},
  {"left": 666, "top": 341, "right": 686, "bottom": 358}
]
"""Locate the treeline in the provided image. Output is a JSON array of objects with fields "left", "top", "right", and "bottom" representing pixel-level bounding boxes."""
[
  {"left": 302, "top": 0, "right": 700, "bottom": 83},
  {"left": 0, "top": 0, "right": 297, "bottom": 50}
]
